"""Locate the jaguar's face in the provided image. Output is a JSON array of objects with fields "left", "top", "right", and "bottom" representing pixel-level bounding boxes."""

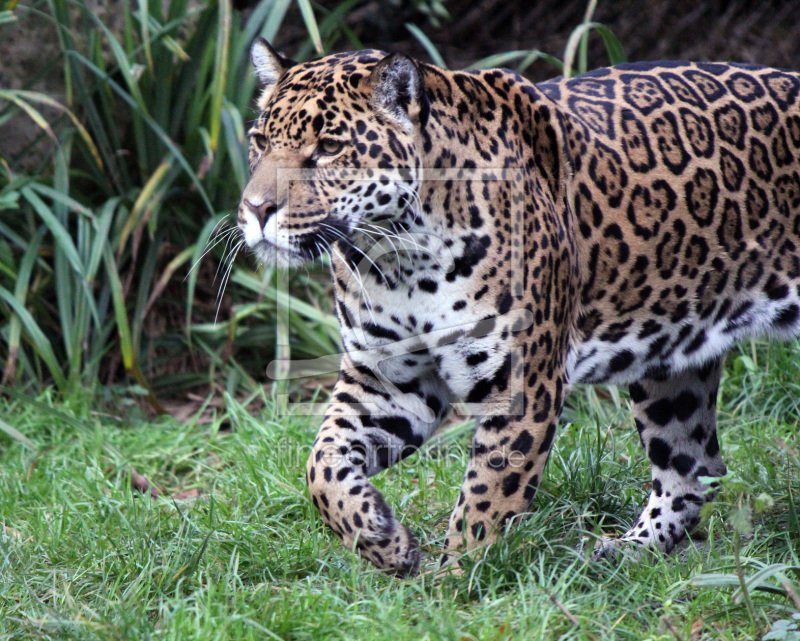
[{"left": 237, "top": 40, "right": 429, "bottom": 268}]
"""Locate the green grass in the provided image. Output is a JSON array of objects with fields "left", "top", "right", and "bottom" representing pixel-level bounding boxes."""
[{"left": 1, "top": 340, "right": 799, "bottom": 641}]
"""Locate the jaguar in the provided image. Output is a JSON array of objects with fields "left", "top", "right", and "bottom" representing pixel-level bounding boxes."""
[{"left": 237, "top": 37, "right": 800, "bottom": 575}]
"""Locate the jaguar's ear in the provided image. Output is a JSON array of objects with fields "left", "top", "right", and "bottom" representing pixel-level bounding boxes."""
[
  {"left": 369, "top": 53, "right": 429, "bottom": 130},
  {"left": 251, "top": 38, "right": 295, "bottom": 107}
]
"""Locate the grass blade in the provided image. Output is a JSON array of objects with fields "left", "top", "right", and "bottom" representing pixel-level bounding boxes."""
[
  {"left": 4, "top": 90, "right": 103, "bottom": 169},
  {"left": 405, "top": 23, "right": 446, "bottom": 68},
  {"left": 0, "top": 90, "right": 58, "bottom": 142},
  {"left": 143, "top": 246, "right": 194, "bottom": 318},
  {"left": 563, "top": 22, "right": 625, "bottom": 78},
  {"left": 103, "top": 245, "right": 134, "bottom": 372},
  {"left": 185, "top": 213, "right": 232, "bottom": 331},
  {"left": 0, "top": 417, "right": 36, "bottom": 451},
  {"left": 0, "top": 286, "right": 66, "bottom": 390},
  {"left": 28, "top": 182, "right": 94, "bottom": 219},
  {"left": 578, "top": 0, "right": 597, "bottom": 77},
  {"left": 264, "top": 0, "right": 291, "bottom": 42},
  {"left": 471, "top": 50, "right": 564, "bottom": 74},
  {"left": 20, "top": 187, "right": 85, "bottom": 280},
  {"left": 1, "top": 231, "right": 43, "bottom": 387},
  {"left": 594, "top": 24, "right": 626, "bottom": 66},
  {"left": 231, "top": 268, "right": 339, "bottom": 332},
  {"left": 68, "top": 51, "right": 215, "bottom": 215},
  {"left": 0, "top": 385, "right": 89, "bottom": 431},
  {"left": 0, "top": 10, "right": 18, "bottom": 26},
  {"left": 241, "top": 0, "right": 279, "bottom": 46},
  {"left": 221, "top": 102, "right": 247, "bottom": 190},
  {"left": 208, "top": 0, "right": 232, "bottom": 154},
  {"left": 296, "top": 0, "right": 323, "bottom": 55},
  {"left": 139, "top": 0, "right": 155, "bottom": 73},
  {"left": 118, "top": 158, "right": 174, "bottom": 255}
]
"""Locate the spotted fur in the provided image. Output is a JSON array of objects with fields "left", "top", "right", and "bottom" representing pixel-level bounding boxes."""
[{"left": 237, "top": 38, "right": 800, "bottom": 575}]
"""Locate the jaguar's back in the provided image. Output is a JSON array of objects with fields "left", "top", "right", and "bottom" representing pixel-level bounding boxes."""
[{"left": 537, "top": 62, "right": 800, "bottom": 385}]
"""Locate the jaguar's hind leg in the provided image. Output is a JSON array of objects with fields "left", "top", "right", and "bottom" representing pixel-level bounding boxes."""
[{"left": 594, "top": 357, "right": 727, "bottom": 559}]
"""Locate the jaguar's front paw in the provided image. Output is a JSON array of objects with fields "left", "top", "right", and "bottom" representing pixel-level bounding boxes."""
[
  {"left": 420, "top": 550, "right": 465, "bottom": 578},
  {"left": 356, "top": 522, "right": 421, "bottom": 577},
  {"left": 588, "top": 535, "right": 646, "bottom": 564}
]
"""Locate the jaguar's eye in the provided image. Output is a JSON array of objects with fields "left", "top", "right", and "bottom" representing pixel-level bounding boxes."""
[
  {"left": 319, "top": 139, "right": 344, "bottom": 156},
  {"left": 250, "top": 133, "right": 269, "bottom": 150}
]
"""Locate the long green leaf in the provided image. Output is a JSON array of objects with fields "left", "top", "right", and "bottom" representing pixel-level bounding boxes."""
[
  {"left": 471, "top": 50, "right": 564, "bottom": 74},
  {"left": 103, "top": 245, "right": 135, "bottom": 371},
  {"left": 0, "top": 286, "right": 66, "bottom": 390},
  {"left": 68, "top": 51, "right": 215, "bottom": 215},
  {"left": 143, "top": 245, "right": 195, "bottom": 318},
  {"left": 294, "top": 0, "right": 366, "bottom": 61},
  {"left": 16, "top": 89, "right": 103, "bottom": 169},
  {"left": 139, "top": 0, "right": 155, "bottom": 73},
  {"left": 143, "top": 13, "right": 190, "bottom": 61},
  {"left": 296, "top": 0, "right": 323, "bottom": 56},
  {"left": 563, "top": 22, "right": 625, "bottom": 78},
  {"left": 208, "top": 0, "right": 232, "bottom": 154},
  {"left": 231, "top": 268, "right": 339, "bottom": 331},
  {"left": 594, "top": 24, "right": 626, "bottom": 66},
  {"left": 0, "top": 10, "right": 18, "bottom": 26},
  {"left": 87, "top": 198, "right": 120, "bottom": 281},
  {"left": 241, "top": 0, "right": 279, "bottom": 47},
  {"left": 2, "top": 231, "right": 43, "bottom": 388},
  {"left": 20, "top": 187, "right": 85, "bottom": 279},
  {"left": 84, "top": 9, "right": 149, "bottom": 112},
  {"left": 405, "top": 23, "right": 446, "bottom": 68},
  {"left": 0, "top": 90, "right": 57, "bottom": 142},
  {"left": 184, "top": 213, "right": 233, "bottom": 327},
  {"left": 0, "top": 418, "right": 36, "bottom": 451},
  {"left": 118, "top": 158, "right": 174, "bottom": 254},
  {"left": 578, "top": 0, "right": 598, "bottom": 77},
  {"left": 221, "top": 102, "right": 247, "bottom": 190},
  {"left": 28, "top": 182, "right": 94, "bottom": 219},
  {"left": 734, "top": 563, "right": 800, "bottom": 602},
  {"left": 263, "top": 0, "right": 291, "bottom": 42}
]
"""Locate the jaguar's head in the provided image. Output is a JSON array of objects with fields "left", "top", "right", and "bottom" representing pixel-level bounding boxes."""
[{"left": 238, "top": 39, "right": 430, "bottom": 268}]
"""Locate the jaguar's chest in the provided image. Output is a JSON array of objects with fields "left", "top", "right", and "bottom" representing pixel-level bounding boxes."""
[{"left": 333, "top": 261, "right": 515, "bottom": 399}]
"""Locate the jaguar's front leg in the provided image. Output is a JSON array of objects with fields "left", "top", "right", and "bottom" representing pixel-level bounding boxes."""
[
  {"left": 444, "top": 355, "right": 567, "bottom": 561},
  {"left": 306, "top": 355, "right": 448, "bottom": 575}
]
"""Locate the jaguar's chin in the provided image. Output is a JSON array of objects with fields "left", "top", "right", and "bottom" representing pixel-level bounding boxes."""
[{"left": 251, "top": 238, "right": 310, "bottom": 269}]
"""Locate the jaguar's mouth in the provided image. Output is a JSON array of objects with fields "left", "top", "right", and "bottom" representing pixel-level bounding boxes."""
[
  {"left": 238, "top": 203, "right": 353, "bottom": 268},
  {"left": 251, "top": 237, "right": 309, "bottom": 269},
  {"left": 238, "top": 204, "right": 312, "bottom": 268}
]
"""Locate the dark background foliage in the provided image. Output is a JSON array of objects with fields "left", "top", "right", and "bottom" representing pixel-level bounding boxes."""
[{"left": 269, "top": 0, "right": 800, "bottom": 70}]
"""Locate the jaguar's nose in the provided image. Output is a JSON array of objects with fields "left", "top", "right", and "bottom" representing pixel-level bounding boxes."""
[{"left": 243, "top": 198, "right": 278, "bottom": 229}]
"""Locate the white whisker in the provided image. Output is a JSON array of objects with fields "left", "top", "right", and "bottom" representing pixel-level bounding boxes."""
[
  {"left": 355, "top": 224, "right": 402, "bottom": 268},
  {"left": 185, "top": 224, "right": 238, "bottom": 281},
  {"left": 396, "top": 182, "right": 424, "bottom": 219},
  {"left": 214, "top": 238, "right": 242, "bottom": 324},
  {"left": 214, "top": 227, "right": 241, "bottom": 285},
  {"left": 320, "top": 222, "right": 391, "bottom": 288},
  {"left": 331, "top": 243, "right": 376, "bottom": 327}
]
